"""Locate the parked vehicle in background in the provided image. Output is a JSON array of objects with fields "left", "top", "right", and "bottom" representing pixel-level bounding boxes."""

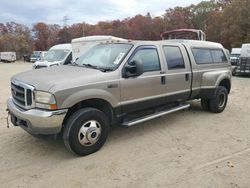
[
  {"left": 39, "top": 51, "right": 47, "bottom": 60},
  {"left": 235, "top": 44, "right": 250, "bottom": 75},
  {"left": 0, "top": 52, "right": 16, "bottom": 62},
  {"left": 23, "top": 54, "right": 31, "bottom": 62},
  {"left": 7, "top": 39, "right": 231, "bottom": 156},
  {"left": 230, "top": 48, "right": 241, "bottom": 65},
  {"left": 33, "top": 44, "right": 72, "bottom": 69},
  {"left": 30, "top": 54, "right": 41, "bottom": 63},
  {"left": 161, "top": 29, "right": 206, "bottom": 41},
  {"left": 30, "top": 51, "right": 47, "bottom": 63},
  {"left": 230, "top": 48, "right": 241, "bottom": 76},
  {"left": 71, "top": 35, "right": 126, "bottom": 62}
]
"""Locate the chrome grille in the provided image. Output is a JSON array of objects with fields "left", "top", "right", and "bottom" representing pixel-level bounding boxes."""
[{"left": 11, "top": 80, "right": 34, "bottom": 109}]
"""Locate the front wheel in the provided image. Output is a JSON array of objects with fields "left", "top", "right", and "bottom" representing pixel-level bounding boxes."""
[
  {"left": 63, "top": 108, "right": 109, "bottom": 156},
  {"left": 209, "top": 86, "right": 228, "bottom": 113}
]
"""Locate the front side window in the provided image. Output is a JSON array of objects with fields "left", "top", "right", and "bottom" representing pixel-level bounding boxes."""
[
  {"left": 163, "top": 46, "right": 185, "bottom": 69},
  {"left": 130, "top": 48, "right": 160, "bottom": 72}
]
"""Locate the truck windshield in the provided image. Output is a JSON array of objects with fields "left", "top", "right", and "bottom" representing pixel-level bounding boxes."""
[
  {"left": 75, "top": 43, "right": 132, "bottom": 70},
  {"left": 43, "top": 49, "right": 69, "bottom": 62}
]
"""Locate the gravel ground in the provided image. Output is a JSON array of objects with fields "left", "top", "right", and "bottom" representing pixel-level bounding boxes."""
[{"left": 0, "top": 61, "right": 250, "bottom": 188}]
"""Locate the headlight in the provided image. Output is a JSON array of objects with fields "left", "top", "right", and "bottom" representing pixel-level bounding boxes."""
[{"left": 34, "top": 91, "right": 57, "bottom": 110}]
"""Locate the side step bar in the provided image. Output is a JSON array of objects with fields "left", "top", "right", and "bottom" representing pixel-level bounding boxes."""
[{"left": 122, "top": 104, "right": 190, "bottom": 127}]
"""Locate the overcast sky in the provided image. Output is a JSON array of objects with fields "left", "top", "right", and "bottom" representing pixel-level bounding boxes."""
[{"left": 0, "top": 0, "right": 203, "bottom": 26}]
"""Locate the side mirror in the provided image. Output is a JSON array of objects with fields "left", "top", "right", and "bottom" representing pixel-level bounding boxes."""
[{"left": 123, "top": 60, "right": 144, "bottom": 78}]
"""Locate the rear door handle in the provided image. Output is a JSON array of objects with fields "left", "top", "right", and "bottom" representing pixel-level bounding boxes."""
[{"left": 185, "top": 73, "right": 189, "bottom": 81}]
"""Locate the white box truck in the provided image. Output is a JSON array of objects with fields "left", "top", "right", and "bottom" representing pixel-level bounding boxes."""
[
  {"left": 0, "top": 52, "right": 16, "bottom": 62},
  {"left": 71, "top": 35, "right": 126, "bottom": 62}
]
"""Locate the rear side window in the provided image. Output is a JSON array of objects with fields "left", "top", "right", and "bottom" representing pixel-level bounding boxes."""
[
  {"left": 211, "top": 49, "right": 227, "bottom": 63},
  {"left": 192, "top": 48, "right": 213, "bottom": 64},
  {"left": 192, "top": 48, "right": 227, "bottom": 64},
  {"left": 130, "top": 48, "right": 160, "bottom": 72},
  {"left": 163, "top": 46, "right": 185, "bottom": 69}
]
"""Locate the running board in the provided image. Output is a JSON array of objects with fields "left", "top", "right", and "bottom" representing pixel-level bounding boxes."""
[{"left": 121, "top": 104, "right": 190, "bottom": 127}]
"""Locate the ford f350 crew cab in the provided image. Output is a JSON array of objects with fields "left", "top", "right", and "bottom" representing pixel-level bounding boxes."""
[{"left": 7, "top": 40, "right": 231, "bottom": 156}]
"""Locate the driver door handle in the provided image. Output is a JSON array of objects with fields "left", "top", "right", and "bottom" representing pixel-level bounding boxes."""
[{"left": 161, "top": 76, "right": 166, "bottom": 85}]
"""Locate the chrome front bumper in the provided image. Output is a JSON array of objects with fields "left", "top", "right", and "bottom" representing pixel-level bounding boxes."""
[{"left": 7, "top": 98, "right": 68, "bottom": 135}]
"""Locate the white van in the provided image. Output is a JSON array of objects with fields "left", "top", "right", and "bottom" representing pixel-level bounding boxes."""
[
  {"left": 0, "top": 52, "right": 16, "bottom": 62},
  {"left": 33, "top": 44, "right": 72, "bottom": 69},
  {"left": 71, "top": 35, "right": 126, "bottom": 62}
]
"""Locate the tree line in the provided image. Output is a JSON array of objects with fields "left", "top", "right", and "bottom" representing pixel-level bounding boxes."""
[{"left": 0, "top": 0, "right": 249, "bottom": 59}]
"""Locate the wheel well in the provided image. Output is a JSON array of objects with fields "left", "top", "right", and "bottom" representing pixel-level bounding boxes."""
[
  {"left": 63, "top": 99, "right": 114, "bottom": 126},
  {"left": 219, "top": 79, "right": 231, "bottom": 93}
]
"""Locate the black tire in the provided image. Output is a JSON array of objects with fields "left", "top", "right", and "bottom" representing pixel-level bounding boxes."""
[
  {"left": 63, "top": 108, "right": 109, "bottom": 156},
  {"left": 232, "top": 68, "right": 236, "bottom": 76},
  {"left": 209, "top": 86, "right": 228, "bottom": 113},
  {"left": 201, "top": 98, "right": 210, "bottom": 111}
]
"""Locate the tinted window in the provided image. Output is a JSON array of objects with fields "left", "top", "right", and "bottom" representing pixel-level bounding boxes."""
[
  {"left": 163, "top": 46, "right": 185, "bottom": 69},
  {"left": 64, "top": 52, "right": 72, "bottom": 64},
  {"left": 131, "top": 48, "right": 160, "bottom": 72},
  {"left": 211, "top": 49, "right": 227, "bottom": 63},
  {"left": 192, "top": 48, "right": 213, "bottom": 64}
]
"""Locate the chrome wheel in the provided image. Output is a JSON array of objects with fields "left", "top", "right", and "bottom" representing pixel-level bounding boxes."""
[
  {"left": 78, "top": 120, "right": 102, "bottom": 147},
  {"left": 218, "top": 92, "right": 226, "bottom": 108}
]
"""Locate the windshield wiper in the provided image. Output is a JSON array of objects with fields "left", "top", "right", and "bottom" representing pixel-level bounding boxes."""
[
  {"left": 81, "top": 63, "right": 99, "bottom": 69},
  {"left": 98, "top": 67, "right": 114, "bottom": 72},
  {"left": 81, "top": 64, "right": 114, "bottom": 72}
]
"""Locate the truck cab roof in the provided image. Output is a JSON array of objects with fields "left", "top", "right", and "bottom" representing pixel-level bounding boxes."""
[{"left": 110, "top": 39, "right": 224, "bottom": 49}]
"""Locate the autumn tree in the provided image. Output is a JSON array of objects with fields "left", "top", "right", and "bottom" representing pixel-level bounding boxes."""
[
  {"left": 221, "top": 0, "right": 250, "bottom": 48},
  {"left": 188, "top": 1, "right": 219, "bottom": 31},
  {"left": 0, "top": 22, "right": 32, "bottom": 58},
  {"left": 32, "top": 22, "right": 50, "bottom": 50},
  {"left": 163, "top": 7, "right": 194, "bottom": 31}
]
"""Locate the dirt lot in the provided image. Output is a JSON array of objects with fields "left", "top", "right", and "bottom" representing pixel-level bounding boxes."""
[{"left": 0, "top": 61, "right": 250, "bottom": 188}]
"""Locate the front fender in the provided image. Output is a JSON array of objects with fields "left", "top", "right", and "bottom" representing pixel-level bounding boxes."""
[{"left": 59, "top": 89, "right": 119, "bottom": 109}]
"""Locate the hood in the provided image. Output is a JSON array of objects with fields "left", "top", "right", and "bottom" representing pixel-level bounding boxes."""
[
  {"left": 12, "top": 65, "right": 108, "bottom": 91},
  {"left": 34, "top": 60, "right": 62, "bottom": 67}
]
